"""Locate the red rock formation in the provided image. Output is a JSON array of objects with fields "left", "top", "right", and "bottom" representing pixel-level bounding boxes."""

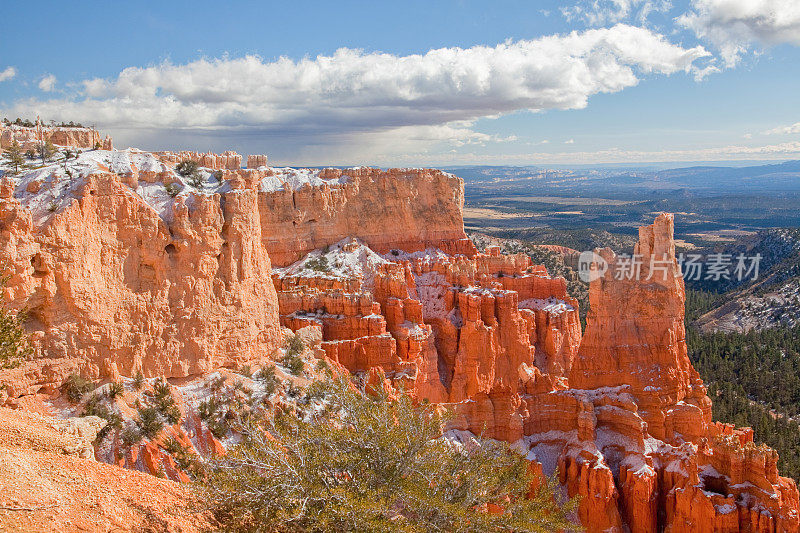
[
  {"left": 271, "top": 211, "right": 800, "bottom": 532},
  {"left": 246, "top": 154, "right": 268, "bottom": 168},
  {"left": 0, "top": 124, "right": 111, "bottom": 152},
  {"left": 258, "top": 167, "right": 477, "bottom": 266},
  {"left": 272, "top": 243, "right": 580, "bottom": 441},
  {"left": 1, "top": 137, "right": 797, "bottom": 531},
  {"left": 0, "top": 171, "right": 282, "bottom": 393},
  {"left": 153, "top": 150, "right": 242, "bottom": 170},
  {"left": 516, "top": 214, "right": 800, "bottom": 533}
]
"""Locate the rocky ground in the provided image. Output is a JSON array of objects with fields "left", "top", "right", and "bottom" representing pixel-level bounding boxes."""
[{"left": 0, "top": 408, "right": 213, "bottom": 533}]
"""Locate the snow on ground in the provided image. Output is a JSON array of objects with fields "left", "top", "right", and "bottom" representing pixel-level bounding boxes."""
[
  {"left": 381, "top": 247, "right": 451, "bottom": 262},
  {"left": 413, "top": 271, "right": 450, "bottom": 320},
  {"left": 2, "top": 148, "right": 232, "bottom": 222},
  {"left": 274, "top": 237, "right": 389, "bottom": 289},
  {"left": 519, "top": 296, "right": 575, "bottom": 314},
  {"left": 259, "top": 167, "right": 351, "bottom": 192}
]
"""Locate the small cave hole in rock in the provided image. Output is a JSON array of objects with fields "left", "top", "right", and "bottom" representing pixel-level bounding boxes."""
[{"left": 164, "top": 244, "right": 176, "bottom": 255}]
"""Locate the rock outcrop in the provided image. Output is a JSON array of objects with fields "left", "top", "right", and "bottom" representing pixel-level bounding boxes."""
[
  {"left": 0, "top": 148, "right": 475, "bottom": 398},
  {"left": 153, "top": 150, "right": 242, "bottom": 170},
  {"left": 0, "top": 124, "right": 112, "bottom": 153},
  {"left": 258, "top": 166, "right": 476, "bottom": 266},
  {"left": 517, "top": 214, "right": 799, "bottom": 532},
  {"left": 0, "top": 156, "right": 284, "bottom": 393}
]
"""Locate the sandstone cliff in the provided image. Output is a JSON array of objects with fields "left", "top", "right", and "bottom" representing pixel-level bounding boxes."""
[
  {"left": 0, "top": 148, "right": 474, "bottom": 398},
  {"left": 0, "top": 124, "right": 112, "bottom": 153},
  {"left": 257, "top": 166, "right": 476, "bottom": 266},
  {"left": 0, "top": 149, "right": 284, "bottom": 394}
]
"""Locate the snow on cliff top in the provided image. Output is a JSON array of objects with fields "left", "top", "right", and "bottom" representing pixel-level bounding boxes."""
[
  {"left": 259, "top": 167, "right": 352, "bottom": 192},
  {"left": 256, "top": 166, "right": 456, "bottom": 193},
  {"left": 274, "top": 237, "right": 389, "bottom": 289},
  {"left": 3, "top": 148, "right": 229, "bottom": 223}
]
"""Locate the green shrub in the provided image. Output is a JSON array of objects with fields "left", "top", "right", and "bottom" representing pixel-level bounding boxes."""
[
  {"left": 304, "top": 256, "right": 330, "bottom": 272},
  {"left": 152, "top": 378, "right": 181, "bottom": 425},
  {"left": 201, "top": 377, "right": 577, "bottom": 532},
  {"left": 62, "top": 374, "right": 93, "bottom": 403},
  {"left": 0, "top": 280, "right": 32, "bottom": 369},
  {"left": 136, "top": 406, "right": 164, "bottom": 440},
  {"left": 83, "top": 394, "right": 123, "bottom": 440},
  {"left": 286, "top": 334, "right": 304, "bottom": 356},
  {"left": 175, "top": 160, "right": 199, "bottom": 177},
  {"left": 187, "top": 172, "right": 205, "bottom": 189},
  {"left": 107, "top": 381, "right": 124, "bottom": 399},
  {"left": 164, "top": 182, "right": 181, "bottom": 197},
  {"left": 254, "top": 365, "right": 278, "bottom": 396},
  {"left": 281, "top": 353, "right": 305, "bottom": 376},
  {"left": 198, "top": 396, "right": 229, "bottom": 439},
  {"left": 132, "top": 370, "right": 145, "bottom": 391},
  {"left": 122, "top": 425, "right": 142, "bottom": 447}
]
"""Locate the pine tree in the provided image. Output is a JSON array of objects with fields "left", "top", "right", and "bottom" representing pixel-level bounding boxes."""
[
  {"left": 2, "top": 141, "right": 27, "bottom": 176},
  {"left": 37, "top": 139, "right": 56, "bottom": 164},
  {"left": 0, "top": 276, "right": 32, "bottom": 369},
  {"left": 202, "top": 377, "right": 577, "bottom": 532}
]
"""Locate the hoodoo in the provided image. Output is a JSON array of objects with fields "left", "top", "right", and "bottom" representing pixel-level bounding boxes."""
[{"left": 0, "top": 132, "right": 797, "bottom": 531}]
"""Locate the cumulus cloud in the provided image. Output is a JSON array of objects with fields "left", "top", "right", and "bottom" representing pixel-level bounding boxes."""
[
  {"left": 764, "top": 121, "right": 800, "bottom": 135},
  {"left": 562, "top": 0, "right": 672, "bottom": 26},
  {"left": 0, "top": 67, "right": 16, "bottom": 83},
  {"left": 678, "top": 0, "right": 800, "bottom": 66},
  {"left": 38, "top": 74, "right": 57, "bottom": 92},
  {"left": 0, "top": 24, "right": 709, "bottom": 161}
]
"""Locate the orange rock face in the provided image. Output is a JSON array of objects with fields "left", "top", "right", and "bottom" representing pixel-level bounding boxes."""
[
  {"left": 273, "top": 241, "right": 582, "bottom": 442},
  {"left": 0, "top": 169, "right": 283, "bottom": 390},
  {"left": 258, "top": 167, "right": 477, "bottom": 266},
  {"left": 0, "top": 124, "right": 111, "bottom": 153},
  {"left": 517, "top": 214, "right": 799, "bottom": 533},
  {"left": 153, "top": 150, "right": 243, "bottom": 170}
]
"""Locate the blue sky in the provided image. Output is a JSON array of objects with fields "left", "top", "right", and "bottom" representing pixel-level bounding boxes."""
[{"left": 1, "top": 0, "right": 799, "bottom": 166}]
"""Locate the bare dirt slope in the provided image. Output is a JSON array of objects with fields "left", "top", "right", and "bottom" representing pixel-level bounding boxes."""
[{"left": 0, "top": 408, "right": 212, "bottom": 533}]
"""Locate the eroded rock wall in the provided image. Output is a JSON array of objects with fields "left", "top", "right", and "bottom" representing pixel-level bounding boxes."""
[
  {"left": 0, "top": 172, "right": 283, "bottom": 393},
  {"left": 0, "top": 124, "right": 112, "bottom": 152},
  {"left": 258, "top": 167, "right": 476, "bottom": 266}
]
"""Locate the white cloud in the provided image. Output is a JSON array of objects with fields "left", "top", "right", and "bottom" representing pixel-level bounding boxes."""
[
  {"left": 678, "top": 0, "right": 800, "bottom": 66},
  {"left": 0, "top": 67, "right": 16, "bottom": 83},
  {"left": 38, "top": 74, "right": 57, "bottom": 92},
  {"left": 562, "top": 0, "right": 672, "bottom": 27},
  {"left": 764, "top": 122, "right": 800, "bottom": 135},
  {"left": 1, "top": 25, "right": 709, "bottom": 161},
  {"left": 565, "top": 138, "right": 576, "bottom": 144}
]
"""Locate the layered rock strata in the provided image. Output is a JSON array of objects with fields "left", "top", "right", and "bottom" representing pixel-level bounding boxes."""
[
  {"left": 0, "top": 148, "right": 475, "bottom": 397},
  {"left": 0, "top": 124, "right": 112, "bottom": 152}
]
